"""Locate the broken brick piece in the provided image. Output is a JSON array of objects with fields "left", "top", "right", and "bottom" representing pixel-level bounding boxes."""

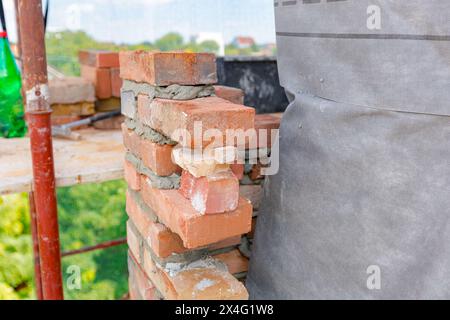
[
  {"left": 140, "top": 97, "right": 255, "bottom": 148},
  {"left": 119, "top": 51, "right": 217, "bottom": 86},
  {"left": 79, "top": 50, "right": 120, "bottom": 68},
  {"left": 214, "top": 85, "right": 245, "bottom": 105},
  {"left": 180, "top": 169, "right": 239, "bottom": 214},
  {"left": 140, "top": 176, "right": 253, "bottom": 249},
  {"left": 141, "top": 248, "right": 248, "bottom": 300},
  {"left": 172, "top": 147, "right": 235, "bottom": 178},
  {"left": 81, "top": 65, "right": 112, "bottom": 99}
]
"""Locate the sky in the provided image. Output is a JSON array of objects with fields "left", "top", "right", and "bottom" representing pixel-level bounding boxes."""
[{"left": 3, "top": 0, "right": 277, "bottom": 45}]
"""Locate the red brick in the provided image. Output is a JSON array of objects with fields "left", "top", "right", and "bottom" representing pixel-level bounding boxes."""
[
  {"left": 124, "top": 160, "right": 141, "bottom": 191},
  {"left": 127, "top": 190, "right": 187, "bottom": 258},
  {"left": 140, "top": 97, "right": 255, "bottom": 148},
  {"left": 127, "top": 221, "right": 142, "bottom": 264},
  {"left": 127, "top": 190, "right": 240, "bottom": 258},
  {"left": 140, "top": 138, "right": 180, "bottom": 177},
  {"left": 128, "top": 252, "right": 159, "bottom": 300},
  {"left": 79, "top": 50, "right": 119, "bottom": 68},
  {"left": 179, "top": 169, "right": 239, "bottom": 214},
  {"left": 81, "top": 65, "right": 112, "bottom": 99},
  {"left": 110, "top": 68, "right": 122, "bottom": 97},
  {"left": 148, "top": 223, "right": 188, "bottom": 258},
  {"left": 119, "top": 51, "right": 217, "bottom": 86},
  {"left": 122, "top": 123, "right": 140, "bottom": 155},
  {"left": 142, "top": 247, "right": 248, "bottom": 300},
  {"left": 140, "top": 176, "right": 253, "bottom": 249},
  {"left": 214, "top": 249, "right": 249, "bottom": 275},
  {"left": 126, "top": 190, "right": 155, "bottom": 236},
  {"left": 172, "top": 147, "right": 232, "bottom": 178},
  {"left": 214, "top": 85, "right": 244, "bottom": 105}
]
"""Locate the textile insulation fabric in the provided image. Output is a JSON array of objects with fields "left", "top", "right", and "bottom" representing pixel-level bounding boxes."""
[{"left": 247, "top": 0, "right": 450, "bottom": 299}]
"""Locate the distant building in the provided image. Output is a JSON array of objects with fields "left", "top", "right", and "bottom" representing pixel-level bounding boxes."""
[
  {"left": 232, "top": 36, "right": 256, "bottom": 49},
  {"left": 259, "top": 43, "right": 277, "bottom": 56}
]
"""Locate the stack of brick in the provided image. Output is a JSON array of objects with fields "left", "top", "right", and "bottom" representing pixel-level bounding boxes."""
[
  {"left": 120, "top": 51, "right": 257, "bottom": 300},
  {"left": 213, "top": 84, "right": 282, "bottom": 281},
  {"left": 79, "top": 50, "right": 123, "bottom": 115},
  {"left": 238, "top": 112, "right": 281, "bottom": 265},
  {"left": 48, "top": 77, "right": 95, "bottom": 126}
]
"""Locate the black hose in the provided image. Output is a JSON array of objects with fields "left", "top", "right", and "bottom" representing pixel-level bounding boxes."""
[
  {"left": 0, "top": 0, "right": 7, "bottom": 32},
  {"left": 44, "top": 0, "right": 49, "bottom": 32}
]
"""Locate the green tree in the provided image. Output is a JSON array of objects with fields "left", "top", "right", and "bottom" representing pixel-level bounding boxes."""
[
  {"left": 154, "top": 32, "right": 184, "bottom": 51},
  {"left": 0, "top": 193, "right": 33, "bottom": 300},
  {"left": 198, "top": 40, "right": 219, "bottom": 54},
  {"left": 0, "top": 180, "right": 128, "bottom": 300},
  {"left": 57, "top": 180, "right": 128, "bottom": 300}
]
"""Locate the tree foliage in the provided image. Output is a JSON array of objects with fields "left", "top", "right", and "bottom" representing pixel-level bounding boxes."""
[
  {"left": 45, "top": 30, "right": 224, "bottom": 77},
  {"left": 0, "top": 180, "right": 128, "bottom": 300}
]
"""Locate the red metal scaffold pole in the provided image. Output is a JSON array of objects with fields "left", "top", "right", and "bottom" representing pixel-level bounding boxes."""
[{"left": 17, "top": 0, "right": 64, "bottom": 300}]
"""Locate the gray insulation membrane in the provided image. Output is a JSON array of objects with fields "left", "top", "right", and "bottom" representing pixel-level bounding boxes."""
[{"left": 247, "top": 0, "right": 450, "bottom": 299}]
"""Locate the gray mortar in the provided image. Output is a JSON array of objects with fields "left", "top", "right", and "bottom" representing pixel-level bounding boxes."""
[
  {"left": 122, "top": 80, "right": 214, "bottom": 101},
  {"left": 128, "top": 189, "right": 159, "bottom": 223},
  {"left": 155, "top": 84, "right": 214, "bottom": 100},
  {"left": 122, "top": 81, "right": 156, "bottom": 99},
  {"left": 207, "top": 244, "right": 240, "bottom": 257},
  {"left": 125, "top": 152, "right": 180, "bottom": 190},
  {"left": 124, "top": 118, "right": 137, "bottom": 130},
  {"left": 125, "top": 118, "right": 176, "bottom": 146},
  {"left": 145, "top": 240, "right": 209, "bottom": 269},
  {"left": 164, "top": 256, "right": 228, "bottom": 278},
  {"left": 233, "top": 272, "right": 248, "bottom": 280}
]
